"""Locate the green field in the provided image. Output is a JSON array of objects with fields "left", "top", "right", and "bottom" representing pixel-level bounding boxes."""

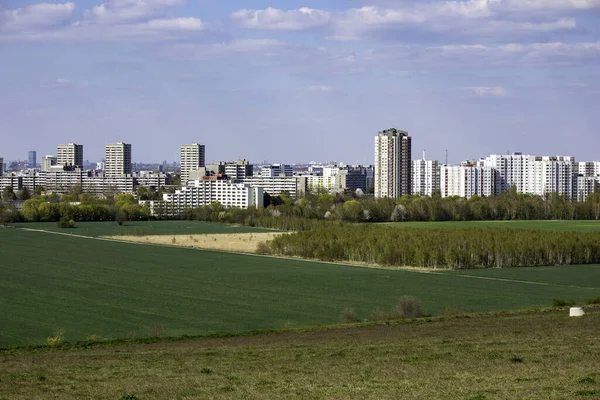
[
  {"left": 2, "top": 226, "right": 600, "bottom": 347},
  {"left": 384, "top": 220, "right": 600, "bottom": 232},
  {"left": 12, "top": 220, "right": 273, "bottom": 237}
]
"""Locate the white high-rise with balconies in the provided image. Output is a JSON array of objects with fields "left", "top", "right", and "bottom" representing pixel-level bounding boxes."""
[
  {"left": 180, "top": 144, "right": 206, "bottom": 184},
  {"left": 412, "top": 153, "right": 439, "bottom": 196},
  {"left": 374, "top": 128, "right": 411, "bottom": 199},
  {"left": 57, "top": 143, "right": 83, "bottom": 168},
  {"left": 105, "top": 142, "right": 132, "bottom": 177}
]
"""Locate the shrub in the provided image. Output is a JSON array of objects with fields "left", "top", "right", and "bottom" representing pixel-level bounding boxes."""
[
  {"left": 510, "top": 355, "right": 524, "bottom": 363},
  {"left": 57, "top": 217, "right": 75, "bottom": 229},
  {"left": 340, "top": 308, "right": 360, "bottom": 323},
  {"left": 586, "top": 297, "right": 600, "bottom": 305},
  {"left": 551, "top": 298, "right": 575, "bottom": 308},
  {"left": 391, "top": 296, "right": 424, "bottom": 319},
  {"left": 200, "top": 367, "right": 212, "bottom": 374}
]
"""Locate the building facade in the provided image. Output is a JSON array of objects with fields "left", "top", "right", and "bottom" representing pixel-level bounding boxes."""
[
  {"left": 180, "top": 144, "right": 206, "bottom": 184},
  {"left": 412, "top": 158, "right": 440, "bottom": 196},
  {"left": 150, "top": 179, "right": 263, "bottom": 216},
  {"left": 244, "top": 176, "right": 306, "bottom": 198},
  {"left": 440, "top": 164, "right": 495, "bottom": 199},
  {"left": 374, "top": 128, "right": 411, "bottom": 198},
  {"left": 105, "top": 142, "right": 132, "bottom": 177},
  {"left": 57, "top": 143, "right": 83, "bottom": 168},
  {"left": 0, "top": 157, "right": 3, "bottom": 176}
]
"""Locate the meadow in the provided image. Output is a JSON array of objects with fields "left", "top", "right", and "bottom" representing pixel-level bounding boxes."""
[
  {"left": 1, "top": 310, "right": 599, "bottom": 399},
  {"left": 2, "top": 225, "right": 600, "bottom": 347}
]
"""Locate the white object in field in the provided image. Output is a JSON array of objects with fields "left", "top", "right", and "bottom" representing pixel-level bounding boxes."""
[{"left": 569, "top": 307, "right": 585, "bottom": 317}]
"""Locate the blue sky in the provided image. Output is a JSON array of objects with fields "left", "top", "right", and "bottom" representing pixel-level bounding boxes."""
[{"left": 1, "top": 0, "right": 599, "bottom": 164}]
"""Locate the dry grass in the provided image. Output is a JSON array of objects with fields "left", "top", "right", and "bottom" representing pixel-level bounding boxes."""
[
  {"left": 104, "top": 232, "right": 284, "bottom": 253},
  {"left": 1, "top": 310, "right": 600, "bottom": 399}
]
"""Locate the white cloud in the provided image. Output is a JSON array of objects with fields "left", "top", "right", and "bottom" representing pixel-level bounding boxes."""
[
  {"left": 231, "top": 1, "right": 594, "bottom": 40},
  {"left": 84, "top": 0, "right": 185, "bottom": 24},
  {"left": 0, "top": 2, "right": 75, "bottom": 33},
  {"left": 231, "top": 7, "right": 331, "bottom": 30},
  {"left": 464, "top": 86, "right": 507, "bottom": 97},
  {"left": 0, "top": 1, "right": 204, "bottom": 42}
]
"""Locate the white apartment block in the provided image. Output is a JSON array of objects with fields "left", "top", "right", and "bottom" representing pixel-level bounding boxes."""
[
  {"left": 57, "top": 143, "right": 83, "bottom": 168},
  {"left": 105, "top": 142, "right": 132, "bottom": 177},
  {"left": 374, "top": 128, "right": 411, "bottom": 199},
  {"left": 243, "top": 176, "right": 307, "bottom": 198},
  {"left": 578, "top": 162, "right": 600, "bottom": 177},
  {"left": 180, "top": 144, "right": 206, "bottom": 184},
  {"left": 576, "top": 176, "right": 600, "bottom": 202},
  {"left": 153, "top": 179, "right": 263, "bottom": 216},
  {"left": 482, "top": 154, "right": 576, "bottom": 199},
  {"left": 440, "top": 164, "right": 495, "bottom": 199},
  {"left": 412, "top": 158, "right": 440, "bottom": 196}
]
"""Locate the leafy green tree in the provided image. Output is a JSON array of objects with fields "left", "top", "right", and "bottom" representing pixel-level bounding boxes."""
[{"left": 2, "top": 186, "right": 16, "bottom": 201}]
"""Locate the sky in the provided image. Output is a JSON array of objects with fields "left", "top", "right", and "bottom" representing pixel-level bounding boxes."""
[{"left": 1, "top": 0, "right": 599, "bottom": 164}]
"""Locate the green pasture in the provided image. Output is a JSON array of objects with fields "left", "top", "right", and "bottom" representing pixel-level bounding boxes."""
[
  {"left": 384, "top": 220, "right": 600, "bottom": 232},
  {"left": 2, "top": 228, "right": 600, "bottom": 347},
  {"left": 11, "top": 220, "right": 272, "bottom": 237}
]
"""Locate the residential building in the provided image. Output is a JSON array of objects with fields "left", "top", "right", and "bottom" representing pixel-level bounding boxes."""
[
  {"left": 105, "top": 142, "right": 132, "bottom": 177},
  {"left": 412, "top": 156, "right": 440, "bottom": 196},
  {"left": 260, "top": 164, "right": 293, "bottom": 177},
  {"left": 42, "top": 156, "right": 58, "bottom": 172},
  {"left": 244, "top": 176, "right": 307, "bottom": 198},
  {"left": 0, "top": 157, "right": 3, "bottom": 176},
  {"left": 374, "top": 128, "right": 411, "bottom": 198},
  {"left": 206, "top": 159, "right": 253, "bottom": 182},
  {"left": 440, "top": 163, "right": 495, "bottom": 199},
  {"left": 180, "top": 144, "right": 205, "bottom": 184},
  {"left": 0, "top": 175, "right": 20, "bottom": 191},
  {"left": 28, "top": 151, "right": 37, "bottom": 168},
  {"left": 149, "top": 179, "right": 263, "bottom": 216},
  {"left": 56, "top": 143, "right": 83, "bottom": 168},
  {"left": 577, "top": 162, "right": 600, "bottom": 177},
  {"left": 576, "top": 176, "right": 600, "bottom": 202}
]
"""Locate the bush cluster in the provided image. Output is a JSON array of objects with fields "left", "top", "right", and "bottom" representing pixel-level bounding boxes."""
[{"left": 258, "top": 224, "right": 600, "bottom": 269}]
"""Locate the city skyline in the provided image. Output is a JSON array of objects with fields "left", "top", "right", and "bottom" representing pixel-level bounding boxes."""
[{"left": 1, "top": 0, "right": 599, "bottom": 164}]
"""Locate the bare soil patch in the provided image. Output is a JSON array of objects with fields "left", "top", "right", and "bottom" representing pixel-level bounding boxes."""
[{"left": 104, "top": 232, "right": 284, "bottom": 253}]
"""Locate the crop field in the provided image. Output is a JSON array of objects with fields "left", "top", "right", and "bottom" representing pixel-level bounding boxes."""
[
  {"left": 2, "top": 227, "right": 600, "bottom": 348},
  {"left": 1, "top": 310, "right": 599, "bottom": 399},
  {"left": 11, "top": 220, "right": 273, "bottom": 237},
  {"left": 384, "top": 220, "right": 600, "bottom": 232}
]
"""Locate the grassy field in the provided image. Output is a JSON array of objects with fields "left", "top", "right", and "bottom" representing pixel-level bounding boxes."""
[
  {"left": 1, "top": 310, "right": 599, "bottom": 399},
  {"left": 2, "top": 227, "right": 600, "bottom": 348},
  {"left": 11, "top": 220, "right": 273, "bottom": 237},
  {"left": 384, "top": 220, "right": 600, "bottom": 232}
]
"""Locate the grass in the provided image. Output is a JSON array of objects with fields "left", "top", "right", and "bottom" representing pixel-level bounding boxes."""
[
  {"left": 383, "top": 220, "right": 600, "bottom": 232},
  {"left": 1, "top": 310, "right": 599, "bottom": 399},
  {"left": 11, "top": 220, "right": 273, "bottom": 237},
  {"left": 2, "top": 227, "right": 600, "bottom": 347}
]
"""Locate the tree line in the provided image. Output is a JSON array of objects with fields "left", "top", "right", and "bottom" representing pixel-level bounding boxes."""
[{"left": 255, "top": 224, "right": 600, "bottom": 269}]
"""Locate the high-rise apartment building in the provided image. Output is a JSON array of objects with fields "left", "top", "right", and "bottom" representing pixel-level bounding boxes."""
[
  {"left": 180, "top": 144, "right": 206, "bottom": 184},
  {"left": 439, "top": 163, "right": 495, "bottom": 199},
  {"left": 0, "top": 157, "right": 3, "bottom": 176},
  {"left": 57, "top": 143, "right": 83, "bottom": 168},
  {"left": 412, "top": 155, "right": 440, "bottom": 196},
  {"left": 105, "top": 142, "right": 132, "bottom": 176},
  {"left": 374, "top": 128, "right": 411, "bottom": 198},
  {"left": 28, "top": 151, "right": 37, "bottom": 168}
]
